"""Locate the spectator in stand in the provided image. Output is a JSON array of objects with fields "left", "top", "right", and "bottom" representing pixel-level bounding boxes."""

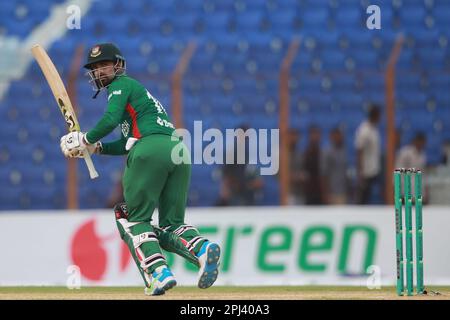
[
  {"left": 396, "top": 132, "right": 429, "bottom": 203},
  {"left": 395, "top": 132, "right": 427, "bottom": 171},
  {"left": 216, "top": 124, "right": 264, "bottom": 206},
  {"left": 354, "top": 105, "right": 382, "bottom": 204},
  {"left": 287, "top": 128, "right": 305, "bottom": 205},
  {"left": 440, "top": 139, "right": 450, "bottom": 166},
  {"left": 321, "top": 127, "right": 349, "bottom": 204},
  {"left": 302, "top": 125, "right": 323, "bottom": 205}
]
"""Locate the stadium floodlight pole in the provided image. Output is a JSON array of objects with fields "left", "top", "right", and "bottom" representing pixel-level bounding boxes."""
[
  {"left": 279, "top": 37, "right": 301, "bottom": 206},
  {"left": 171, "top": 41, "right": 197, "bottom": 130},
  {"left": 385, "top": 33, "right": 404, "bottom": 205}
]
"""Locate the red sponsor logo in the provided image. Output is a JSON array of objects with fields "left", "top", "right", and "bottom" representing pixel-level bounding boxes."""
[{"left": 70, "top": 218, "right": 132, "bottom": 281}]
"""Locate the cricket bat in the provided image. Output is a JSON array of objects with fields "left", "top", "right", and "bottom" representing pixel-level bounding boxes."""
[{"left": 31, "top": 44, "right": 99, "bottom": 179}]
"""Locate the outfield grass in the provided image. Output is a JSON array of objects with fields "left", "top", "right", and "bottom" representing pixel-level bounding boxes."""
[{"left": 0, "top": 286, "right": 448, "bottom": 300}]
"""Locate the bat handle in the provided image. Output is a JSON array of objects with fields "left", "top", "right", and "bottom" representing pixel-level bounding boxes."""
[{"left": 83, "top": 151, "right": 99, "bottom": 179}]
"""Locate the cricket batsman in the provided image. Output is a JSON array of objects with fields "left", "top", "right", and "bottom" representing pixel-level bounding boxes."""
[{"left": 59, "top": 43, "right": 221, "bottom": 295}]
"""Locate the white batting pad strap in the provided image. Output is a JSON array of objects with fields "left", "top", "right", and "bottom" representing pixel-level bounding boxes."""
[
  {"left": 187, "top": 236, "right": 204, "bottom": 252},
  {"left": 140, "top": 253, "right": 166, "bottom": 271},
  {"left": 143, "top": 272, "right": 151, "bottom": 287},
  {"left": 117, "top": 219, "right": 140, "bottom": 232},
  {"left": 133, "top": 232, "right": 158, "bottom": 248},
  {"left": 173, "top": 225, "right": 198, "bottom": 236}
]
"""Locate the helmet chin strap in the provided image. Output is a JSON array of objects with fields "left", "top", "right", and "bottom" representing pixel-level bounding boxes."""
[
  {"left": 91, "top": 75, "right": 111, "bottom": 99},
  {"left": 91, "top": 78, "right": 106, "bottom": 99},
  {"left": 92, "top": 89, "right": 101, "bottom": 99}
]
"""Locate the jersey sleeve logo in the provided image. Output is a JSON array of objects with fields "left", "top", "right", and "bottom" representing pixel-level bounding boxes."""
[
  {"left": 108, "top": 90, "right": 122, "bottom": 101},
  {"left": 121, "top": 120, "right": 130, "bottom": 137}
]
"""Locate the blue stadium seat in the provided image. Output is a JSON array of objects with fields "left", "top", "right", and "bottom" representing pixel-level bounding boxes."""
[
  {"left": 269, "top": 10, "right": 296, "bottom": 29},
  {"left": 397, "top": 92, "right": 427, "bottom": 108},
  {"left": 0, "top": 1, "right": 16, "bottom": 18},
  {"left": 297, "top": 75, "right": 324, "bottom": 93},
  {"left": 235, "top": 12, "right": 262, "bottom": 30},
  {"left": 292, "top": 51, "right": 314, "bottom": 70},
  {"left": 0, "top": 186, "right": 23, "bottom": 209},
  {"left": 433, "top": 4, "right": 450, "bottom": 26},
  {"left": 396, "top": 49, "right": 415, "bottom": 70},
  {"left": 397, "top": 74, "right": 422, "bottom": 91},
  {"left": 132, "top": 15, "right": 164, "bottom": 32},
  {"left": 417, "top": 48, "right": 446, "bottom": 69},
  {"left": 302, "top": 0, "right": 331, "bottom": 9},
  {"left": 429, "top": 74, "right": 450, "bottom": 89},
  {"left": 378, "top": 5, "right": 394, "bottom": 29},
  {"left": 434, "top": 91, "right": 450, "bottom": 106},
  {"left": 361, "top": 74, "right": 384, "bottom": 91},
  {"left": 320, "top": 51, "right": 346, "bottom": 70},
  {"left": 203, "top": 12, "right": 230, "bottom": 31},
  {"left": 399, "top": 6, "right": 426, "bottom": 25},
  {"left": 349, "top": 49, "right": 379, "bottom": 69},
  {"left": 344, "top": 30, "right": 373, "bottom": 48},
  {"left": 90, "top": 0, "right": 115, "bottom": 12},
  {"left": 173, "top": 13, "right": 199, "bottom": 32},
  {"left": 334, "top": 92, "right": 364, "bottom": 109},
  {"left": 305, "top": 30, "right": 339, "bottom": 49},
  {"left": 327, "top": 74, "right": 356, "bottom": 91},
  {"left": 335, "top": 7, "right": 362, "bottom": 28},
  {"left": 412, "top": 28, "right": 440, "bottom": 46},
  {"left": 301, "top": 8, "right": 329, "bottom": 28}
]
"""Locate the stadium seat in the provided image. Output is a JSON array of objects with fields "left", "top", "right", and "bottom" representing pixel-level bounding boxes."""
[
  {"left": 234, "top": 12, "right": 262, "bottom": 31},
  {"left": 269, "top": 10, "right": 296, "bottom": 30},
  {"left": 433, "top": 4, "right": 450, "bottom": 26},
  {"left": 335, "top": 7, "right": 362, "bottom": 28},
  {"left": 301, "top": 8, "right": 329, "bottom": 28},
  {"left": 416, "top": 47, "right": 446, "bottom": 70},
  {"left": 399, "top": 6, "right": 426, "bottom": 26}
]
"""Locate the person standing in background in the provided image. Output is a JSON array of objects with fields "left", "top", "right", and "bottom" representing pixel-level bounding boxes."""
[
  {"left": 287, "top": 128, "right": 305, "bottom": 205},
  {"left": 302, "top": 125, "right": 323, "bottom": 205},
  {"left": 354, "top": 105, "right": 381, "bottom": 204},
  {"left": 216, "top": 124, "right": 264, "bottom": 206},
  {"left": 321, "top": 127, "right": 349, "bottom": 204},
  {"left": 395, "top": 132, "right": 427, "bottom": 170},
  {"left": 396, "top": 132, "right": 428, "bottom": 203}
]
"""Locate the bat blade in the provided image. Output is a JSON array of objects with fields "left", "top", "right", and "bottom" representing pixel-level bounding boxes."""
[{"left": 31, "top": 44, "right": 99, "bottom": 179}]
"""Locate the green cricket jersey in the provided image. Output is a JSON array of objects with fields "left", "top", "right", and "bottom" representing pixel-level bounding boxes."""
[{"left": 85, "top": 75, "right": 175, "bottom": 155}]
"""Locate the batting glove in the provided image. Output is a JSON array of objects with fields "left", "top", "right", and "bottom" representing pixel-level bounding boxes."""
[{"left": 60, "top": 132, "right": 102, "bottom": 158}]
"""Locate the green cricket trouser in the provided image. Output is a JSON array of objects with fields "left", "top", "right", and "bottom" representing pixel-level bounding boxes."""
[
  {"left": 123, "top": 134, "right": 190, "bottom": 225},
  {"left": 118, "top": 134, "right": 205, "bottom": 276}
]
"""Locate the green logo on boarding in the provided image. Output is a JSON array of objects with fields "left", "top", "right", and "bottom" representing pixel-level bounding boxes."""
[{"left": 163, "top": 224, "right": 377, "bottom": 275}]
